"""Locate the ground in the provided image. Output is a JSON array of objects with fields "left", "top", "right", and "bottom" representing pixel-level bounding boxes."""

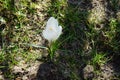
[{"left": 0, "top": 0, "right": 120, "bottom": 80}]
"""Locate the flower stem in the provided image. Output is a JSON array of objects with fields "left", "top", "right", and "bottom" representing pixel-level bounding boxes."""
[{"left": 48, "top": 42, "right": 55, "bottom": 61}]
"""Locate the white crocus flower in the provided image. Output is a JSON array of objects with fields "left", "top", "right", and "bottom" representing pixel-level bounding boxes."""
[{"left": 42, "top": 17, "right": 62, "bottom": 42}]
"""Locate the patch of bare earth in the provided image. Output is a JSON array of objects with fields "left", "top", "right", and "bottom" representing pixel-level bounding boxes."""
[{"left": 83, "top": 63, "right": 120, "bottom": 80}]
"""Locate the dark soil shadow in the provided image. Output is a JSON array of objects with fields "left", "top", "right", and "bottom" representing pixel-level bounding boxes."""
[
  {"left": 36, "top": 61, "right": 70, "bottom": 80},
  {"left": 111, "top": 55, "right": 120, "bottom": 78},
  {"left": 0, "top": 24, "right": 5, "bottom": 48}
]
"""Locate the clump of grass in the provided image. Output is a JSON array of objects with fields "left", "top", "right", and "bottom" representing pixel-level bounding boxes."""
[{"left": 91, "top": 51, "right": 107, "bottom": 67}]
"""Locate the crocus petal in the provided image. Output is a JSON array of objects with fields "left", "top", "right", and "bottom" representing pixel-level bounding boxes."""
[
  {"left": 42, "top": 29, "right": 58, "bottom": 42},
  {"left": 58, "top": 26, "right": 62, "bottom": 35},
  {"left": 46, "top": 17, "right": 58, "bottom": 29},
  {"left": 42, "top": 17, "right": 62, "bottom": 42}
]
